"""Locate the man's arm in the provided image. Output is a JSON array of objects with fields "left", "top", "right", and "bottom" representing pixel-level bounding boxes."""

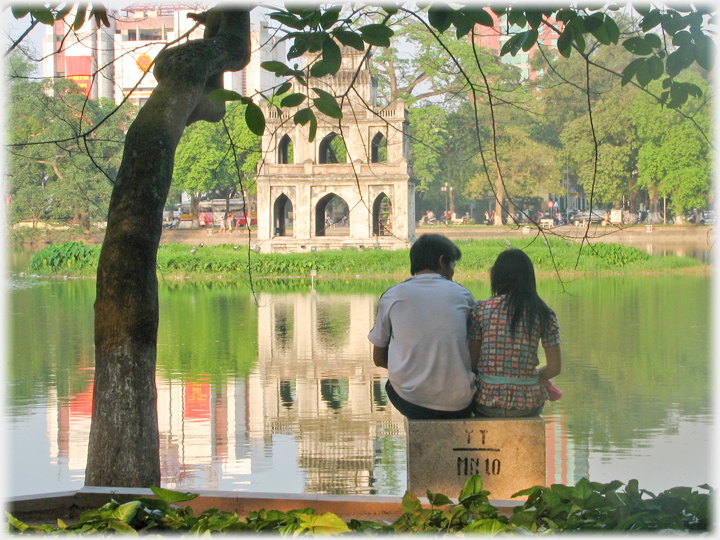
[{"left": 373, "top": 345, "right": 389, "bottom": 369}]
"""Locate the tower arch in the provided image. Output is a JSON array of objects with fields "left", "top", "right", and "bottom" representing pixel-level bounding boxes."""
[
  {"left": 273, "top": 193, "right": 293, "bottom": 236},
  {"left": 315, "top": 193, "right": 349, "bottom": 237},
  {"left": 318, "top": 132, "right": 347, "bottom": 164},
  {"left": 372, "top": 192, "right": 392, "bottom": 236},
  {"left": 278, "top": 134, "right": 293, "bottom": 164},
  {"left": 371, "top": 132, "right": 387, "bottom": 163}
]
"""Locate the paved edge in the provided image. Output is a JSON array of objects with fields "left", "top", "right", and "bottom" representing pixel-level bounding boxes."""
[{"left": 6, "top": 488, "right": 523, "bottom": 525}]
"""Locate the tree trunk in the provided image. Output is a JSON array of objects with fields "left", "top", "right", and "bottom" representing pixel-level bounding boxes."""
[
  {"left": 86, "top": 8, "right": 250, "bottom": 488},
  {"left": 494, "top": 162, "right": 504, "bottom": 225}
]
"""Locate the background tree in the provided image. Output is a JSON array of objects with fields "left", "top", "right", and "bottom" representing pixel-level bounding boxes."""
[
  {"left": 630, "top": 72, "right": 712, "bottom": 217},
  {"left": 7, "top": 53, "right": 133, "bottom": 228},
  {"left": 173, "top": 102, "right": 261, "bottom": 225}
]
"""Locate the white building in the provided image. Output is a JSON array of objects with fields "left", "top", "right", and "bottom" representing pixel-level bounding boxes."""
[{"left": 42, "top": 4, "right": 287, "bottom": 106}]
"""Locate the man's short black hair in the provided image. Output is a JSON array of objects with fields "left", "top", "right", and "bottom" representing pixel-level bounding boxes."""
[{"left": 410, "top": 234, "right": 462, "bottom": 275}]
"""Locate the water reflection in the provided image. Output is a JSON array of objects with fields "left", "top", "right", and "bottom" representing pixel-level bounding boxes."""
[{"left": 6, "top": 273, "right": 712, "bottom": 498}]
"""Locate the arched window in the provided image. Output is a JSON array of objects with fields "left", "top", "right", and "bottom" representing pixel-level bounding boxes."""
[
  {"left": 318, "top": 133, "right": 347, "bottom": 164},
  {"left": 372, "top": 193, "right": 392, "bottom": 236},
  {"left": 278, "top": 134, "right": 293, "bottom": 164},
  {"left": 273, "top": 193, "right": 293, "bottom": 237},
  {"left": 371, "top": 132, "right": 387, "bottom": 163},
  {"left": 315, "top": 193, "right": 349, "bottom": 236}
]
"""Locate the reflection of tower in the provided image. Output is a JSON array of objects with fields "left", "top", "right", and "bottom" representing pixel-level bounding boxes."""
[
  {"left": 545, "top": 411, "right": 589, "bottom": 486},
  {"left": 252, "top": 292, "right": 404, "bottom": 494}
]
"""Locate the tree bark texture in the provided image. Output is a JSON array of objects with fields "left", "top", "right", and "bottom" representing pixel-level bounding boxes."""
[{"left": 86, "top": 8, "right": 250, "bottom": 487}]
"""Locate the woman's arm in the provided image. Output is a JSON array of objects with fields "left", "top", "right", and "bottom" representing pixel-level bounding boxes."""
[
  {"left": 469, "top": 339, "right": 482, "bottom": 372},
  {"left": 538, "top": 344, "right": 561, "bottom": 379}
]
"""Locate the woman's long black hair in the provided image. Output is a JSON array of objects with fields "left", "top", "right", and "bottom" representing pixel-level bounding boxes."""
[{"left": 490, "top": 249, "right": 551, "bottom": 335}]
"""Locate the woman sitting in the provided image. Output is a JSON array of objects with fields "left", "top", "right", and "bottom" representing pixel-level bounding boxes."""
[{"left": 469, "top": 249, "right": 562, "bottom": 417}]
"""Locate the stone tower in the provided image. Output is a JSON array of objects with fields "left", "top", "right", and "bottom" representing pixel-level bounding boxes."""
[{"left": 255, "top": 48, "right": 415, "bottom": 253}]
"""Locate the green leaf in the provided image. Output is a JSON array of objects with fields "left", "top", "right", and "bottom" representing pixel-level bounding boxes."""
[
  {"left": 312, "top": 91, "right": 343, "bottom": 119},
  {"left": 110, "top": 501, "right": 141, "bottom": 523},
  {"left": 72, "top": 4, "right": 88, "bottom": 31},
  {"left": 382, "top": 4, "right": 399, "bottom": 15},
  {"left": 604, "top": 16, "right": 620, "bottom": 44},
  {"left": 11, "top": 6, "right": 30, "bottom": 19},
  {"left": 666, "top": 44, "right": 696, "bottom": 77},
  {"left": 525, "top": 10, "right": 543, "bottom": 30},
  {"left": 426, "top": 491, "right": 453, "bottom": 507},
  {"left": 320, "top": 6, "right": 341, "bottom": 30},
  {"left": 646, "top": 55, "right": 664, "bottom": 80},
  {"left": 583, "top": 13, "right": 604, "bottom": 32},
  {"left": 453, "top": 12, "right": 476, "bottom": 39},
  {"left": 507, "top": 10, "right": 527, "bottom": 27},
  {"left": 308, "top": 115, "right": 317, "bottom": 142},
  {"left": 459, "top": 475, "right": 484, "bottom": 501},
  {"left": 462, "top": 518, "right": 508, "bottom": 533},
  {"left": 557, "top": 27, "right": 574, "bottom": 58},
  {"left": 359, "top": 23, "right": 393, "bottom": 47},
  {"left": 208, "top": 88, "right": 244, "bottom": 102},
  {"left": 293, "top": 107, "right": 314, "bottom": 126},
  {"left": 640, "top": 9, "right": 663, "bottom": 31},
  {"left": 55, "top": 4, "right": 73, "bottom": 22},
  {"left": 107, "top": 520, "right": 137, "bottom": 533},
  {"left": 501, "top": 31, "right": 531, "bottom": 57},
  {"left": 245, "top": 102, "right": 266, "bottom": 136},
  {"left": 280, "top": 93, "right": 306, "bottom": 108},
  {"left": 668, "top": 81, "right": 689, "bottom": 108},
  {"left": 522, "top": 29, "right": 538, "bottom": 52},
  {"left": 623, "top": 36, "right": 653, "bottom": 56},
  {"left": 428, "top": 5, "right": 453, "bottom": 34},
  {"left": 269, "top": 12, "right": 307, "bottom": 30},
  {"left": 573, "top": 28, "right": 585, "bottom": 54},
  {"left": 91, "top": 7, "right": 110, "bottom": 28},
  {"left": 150, "top": 486, "right": 199, "bottom": 503},
  {"left": 694, "top": 34, "right": 715, "bottom": 71},
  {"left": 461, "top": 7, "right": 494, "bottom": 28},
  {"left": 660, "top": 11, "right": 686, "bottom": 36},
  {"left": 572, "top": 477, "right": 594, "bottom": 502},
  {"left": 644, "top": 33, "right": 662, "bottom": 48},
  {"left": 6, "top": 513, "right": 29, "bottom": 531},
  {"left": 275, "top": 82, "right": 292, "bottom": 96},
  {"left": 332, "top": 29, "right": 365, "bottom": 51},
  {"left": 321, "top": 36, "right": 342, "bottom": 74},
  {"left": 261, "top": 61, "right": 290, "bottom": 77},
  {"left": 621, "top": 57, "right": 645, "bottom": 85},
  {"left": 685, "top": 82, "right": 703, "bottom": 98},
  {"left": 402, "top": 491, "right": 422, "bottom": 514},
  {"left": 672, "top": 30, "right": 693, "bottom": 46},
  {"left": 296, "top": 512, "right": 351, "bottom": 534},
  {"left": 29, "top": 7, "right": 54, "bottom": 25}
]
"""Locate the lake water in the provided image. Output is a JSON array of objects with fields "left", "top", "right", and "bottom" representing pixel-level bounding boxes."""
[{"left": 5, "top": 248, "right": 713, "bottom": 498}]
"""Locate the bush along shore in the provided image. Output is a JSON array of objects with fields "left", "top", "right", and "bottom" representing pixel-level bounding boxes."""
[
  {"left": 6, "top": 477, "right": 711, "bottom": 534},
  {"left": 26, "top": 238, "right": 704, "bottom": 280}
]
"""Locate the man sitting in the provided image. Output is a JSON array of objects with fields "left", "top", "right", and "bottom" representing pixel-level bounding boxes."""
[{"left": 368, "top": 234, "right": 476, "bottom": 419}]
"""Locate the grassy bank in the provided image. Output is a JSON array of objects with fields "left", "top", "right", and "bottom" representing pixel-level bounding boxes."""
[{"left": 26, "top": 238, "right": 704, "bottom": 280}]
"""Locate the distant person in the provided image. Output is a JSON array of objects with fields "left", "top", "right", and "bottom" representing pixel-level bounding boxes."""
[
  {"left": 469, "top": 249, "right": 562, "bottom": 417},
  {"left": 227, "top": 212, "right": 234, "bottom": 233},
  {"left": 368, "top": 234, "right": 476, "bottom": 419}
]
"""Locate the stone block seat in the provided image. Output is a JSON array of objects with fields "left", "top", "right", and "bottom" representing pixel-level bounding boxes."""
[{"left": 405, "top": 417, "right": 546, "bottom": 501}]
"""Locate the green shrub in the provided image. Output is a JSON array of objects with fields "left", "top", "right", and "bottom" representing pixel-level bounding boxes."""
[
  {"left": 6, "top": 478, "right": 711, "bottom": 534},
  {"left": 24, "top": 239, "right": 703, "bottom": 279}
]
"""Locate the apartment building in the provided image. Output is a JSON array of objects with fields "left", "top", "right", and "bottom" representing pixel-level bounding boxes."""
[
  {"left": 472, "top": 11, "right": 562, "bottom": 80},
  {"left": 42, "top": 3, "right": 287, "bottom": 105}
]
